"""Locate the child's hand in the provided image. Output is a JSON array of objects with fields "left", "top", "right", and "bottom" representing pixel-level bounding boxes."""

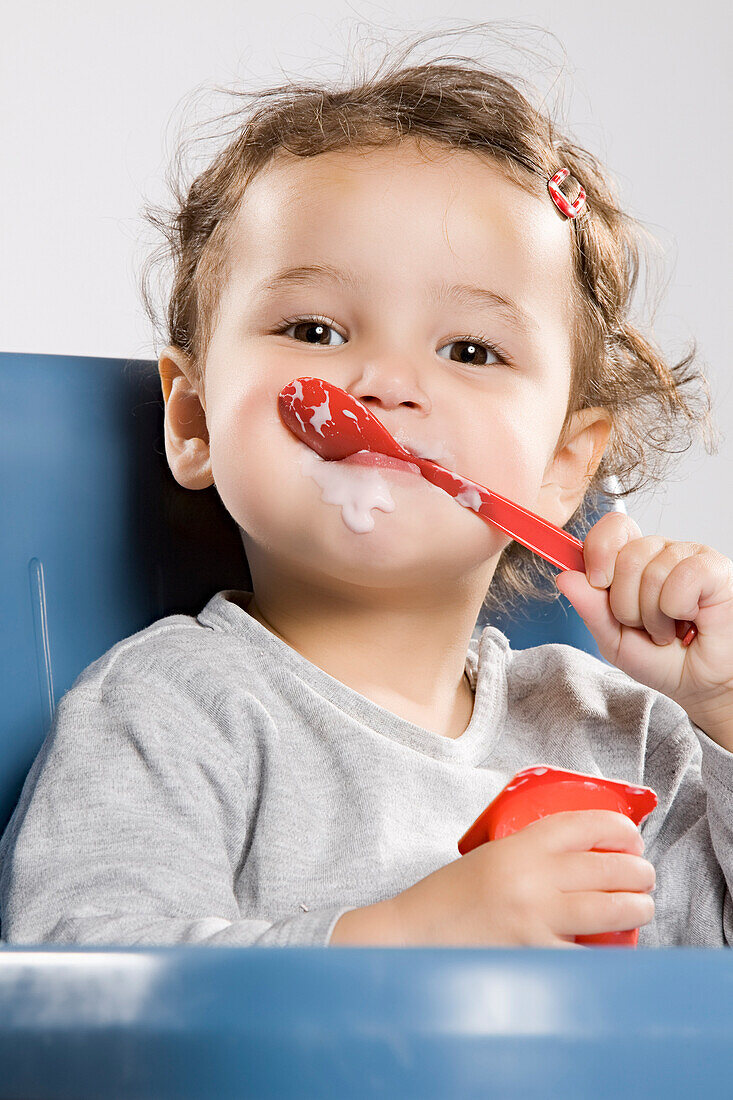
[
  {"left": 375, "top": 809, "right": 655, "bottom": 947},
  {"left": 555, "top": 513, "right": 733, "bottom": 742}
]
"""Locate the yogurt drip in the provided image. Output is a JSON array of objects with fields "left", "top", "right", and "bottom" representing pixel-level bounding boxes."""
[{"left": 297, "top": 446, "right": 434, "bottom": 533}]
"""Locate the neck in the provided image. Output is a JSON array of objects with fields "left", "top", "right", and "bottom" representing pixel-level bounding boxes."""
[{"left": 238, "top": 545, "right": 497, "bottom": 739}]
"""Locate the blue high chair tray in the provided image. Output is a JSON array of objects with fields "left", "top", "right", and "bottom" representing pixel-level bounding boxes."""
[{"left": 0, "top": 945, "right": 732, "bottom": 1099}]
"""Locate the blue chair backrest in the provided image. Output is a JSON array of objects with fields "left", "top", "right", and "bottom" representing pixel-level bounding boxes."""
[{"left": 0, "top": 350, "right": 615, "bottom": 843}]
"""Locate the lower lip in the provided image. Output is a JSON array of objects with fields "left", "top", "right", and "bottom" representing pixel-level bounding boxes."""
[{"left": 340, "top": 451, "right": 422, "bottom": 477}]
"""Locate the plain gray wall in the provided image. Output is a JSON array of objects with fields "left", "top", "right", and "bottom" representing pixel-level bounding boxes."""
[{"left": 2, "top": 1, "right": 730, "bottom": 552}]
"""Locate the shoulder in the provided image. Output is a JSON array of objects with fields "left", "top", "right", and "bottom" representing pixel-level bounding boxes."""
[
  {"left": 67, "top": 610, "right": 214, "bottom": 699},
  {"left": 56, "top": 597, "right": 272, "bottom": 759},
  {"left": 488, "top": 633, "right": 690, "bottom": 754},
  {"left": 46, "top": 608, "right": 259, "bottom": 783}
]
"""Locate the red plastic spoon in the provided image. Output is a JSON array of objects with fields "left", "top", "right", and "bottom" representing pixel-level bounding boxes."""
[{"left": 278, "top": 377, "right": 697, "bottom": 646}]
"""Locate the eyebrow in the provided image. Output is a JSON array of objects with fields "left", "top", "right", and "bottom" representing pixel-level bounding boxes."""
[{"left": 254, "top": 262, "right": 539, "bottom": 334}]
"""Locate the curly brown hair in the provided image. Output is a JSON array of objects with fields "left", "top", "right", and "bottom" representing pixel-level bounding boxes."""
[{"left": 139, "top": 22, "right": 716, "bottom": 614}]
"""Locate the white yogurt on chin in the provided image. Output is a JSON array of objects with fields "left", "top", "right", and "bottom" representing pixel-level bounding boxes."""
[{"left": 296, "top": 446, "right": 428, "bottom": 533}]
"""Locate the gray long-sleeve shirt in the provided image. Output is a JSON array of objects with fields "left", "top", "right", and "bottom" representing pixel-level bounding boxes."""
[{"left": 1, "top": 589, "right": 732, "bottom": 947}]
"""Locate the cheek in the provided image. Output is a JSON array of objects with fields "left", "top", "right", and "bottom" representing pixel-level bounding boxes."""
[
  {"left": 206, "top": 382, "right": 328, "bottom": 535},
  {"left": 461, "top": 399, "right": 559, "bottom": 510}
]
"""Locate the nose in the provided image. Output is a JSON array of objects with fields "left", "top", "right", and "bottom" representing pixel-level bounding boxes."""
[{"left": 350, "top": 365, "right": 429, "bottom": 415}]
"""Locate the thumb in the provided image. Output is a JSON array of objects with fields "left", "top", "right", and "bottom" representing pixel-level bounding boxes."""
[{"left": 555, "top": 569, "right": 622, "bottom": 656}]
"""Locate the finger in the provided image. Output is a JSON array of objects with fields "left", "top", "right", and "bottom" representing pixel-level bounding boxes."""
[
  {"left": 659, "top": 548, "right": 733, "bottom": 623},
  {"left": 639, "top": 543, "right": 704, "bottom": 645},
  {"left": 583, "top": 511, "right": 643, "bottom": 589},
  {"left": 555, "top": 890, "right": 655, "bottom": 936},
  {"left": 534, "top": 809, "right": 644, "bottom": 856},
  {"left": 555, "top": 568, "right": 623, "bottom": 659},
  {"left": 539, "top": 932, "right": 587, "bottom": 948},
  {"left": 607, "top": 535, "right": 667, "bottom": 630},
  {"left": 555, "top": 851, "right": 656, "bottom": 894}
]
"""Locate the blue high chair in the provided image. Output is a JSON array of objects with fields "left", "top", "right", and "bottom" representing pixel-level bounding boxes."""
[{"left": 0, "top": 350, "right": 730, "bottom": 1099}]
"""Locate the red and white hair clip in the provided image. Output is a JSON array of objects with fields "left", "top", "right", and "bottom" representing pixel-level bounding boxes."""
[{"left": 548, "top": 167, "right": 587, "bottom": 220}]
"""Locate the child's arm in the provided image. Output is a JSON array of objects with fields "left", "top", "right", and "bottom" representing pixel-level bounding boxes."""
[
  {"left": 0, "top": 678, "right": 350, "bottom": 947},
  {"left": 329, "top": 898, "right": 402, "bottom": 945},
  {"left": 330, "top": 809, "right": 654, "bottom": 947},
  {"left": 636, "top": 703, "right": 733, "bottom": 945},
  {"left": 557, "top": 512, "right": 733, "bottom": 944}
]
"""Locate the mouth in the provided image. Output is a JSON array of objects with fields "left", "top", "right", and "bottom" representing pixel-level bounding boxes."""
[
  {"left": 293, "top": 427, "right": 453, "bottom": 473},
  {"left": 339, "top": 450, "right": 422, "bottom": 476}
]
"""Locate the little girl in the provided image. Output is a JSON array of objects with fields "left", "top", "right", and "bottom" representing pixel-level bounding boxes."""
[{"left": 1, "top": 30, "right": 732, "bottom": 948}]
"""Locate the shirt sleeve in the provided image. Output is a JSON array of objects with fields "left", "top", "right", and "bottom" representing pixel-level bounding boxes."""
[
  {"left": 0, "top": 678, "right": 353, "bottom": 948},
  {"left": 639, "top": 705, "right": 733, "bottom": 947}
]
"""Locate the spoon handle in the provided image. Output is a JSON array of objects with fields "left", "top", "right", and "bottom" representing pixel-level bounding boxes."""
[
  {"left": 412, "top": 457, "right": 697, "bottom": 647},
  {"left": 413, "top": 457, "right": 587, "bottom": 569}
]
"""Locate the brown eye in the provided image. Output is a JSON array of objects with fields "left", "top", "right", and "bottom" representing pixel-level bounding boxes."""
[
  {"left": 281, "top": 319, "right": 345, "bottom": 347},
  {"left": 438, "top": 340, "right": 501, "bottom": 367}
]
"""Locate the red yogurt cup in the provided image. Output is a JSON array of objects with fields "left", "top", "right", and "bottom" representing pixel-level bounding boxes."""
[{"left": 457, "top": 765, "right": 658, "bottom": 946}]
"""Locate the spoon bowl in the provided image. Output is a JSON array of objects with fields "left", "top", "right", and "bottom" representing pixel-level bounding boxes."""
[{"left": 278, "top": 376, "right": 413, "bottom": 463}]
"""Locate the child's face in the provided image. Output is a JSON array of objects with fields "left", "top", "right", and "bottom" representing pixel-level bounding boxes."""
[{"left": 162, "top": 139, "right": 608, "bottom": 598}]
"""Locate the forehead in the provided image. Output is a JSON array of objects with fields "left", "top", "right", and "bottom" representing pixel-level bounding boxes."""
[{"left": 226, "top": 140, "right": 576, "bottom": 332}]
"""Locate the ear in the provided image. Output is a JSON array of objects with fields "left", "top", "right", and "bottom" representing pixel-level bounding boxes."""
[
  {"left": 536, "top": 406, "right": 612, "bottom": 528},
  {"left": 158, "top": 346, "right": 214, "bottom": 490}
]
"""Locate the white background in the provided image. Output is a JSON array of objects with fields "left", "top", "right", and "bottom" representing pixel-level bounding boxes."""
[{"left": 2, "top": 0, "right": 730, "bottom": 552}]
